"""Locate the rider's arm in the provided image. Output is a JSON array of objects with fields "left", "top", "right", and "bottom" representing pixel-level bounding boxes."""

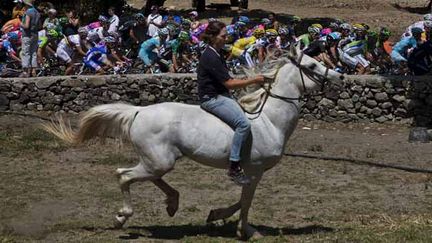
[
  {"left": 129, "top": 29, "right": 139, "bottom": 43},
  {"left": 75, "top": 45, "right": 86, "bottom": 56},
  {"left": 224, "top": 77, "right": 264, "bottom": 89},
  {"left": 9, "top": 52, "right": 21, "bottom": 63},
  {"left": 109, "top": 48, "right": 124, "bottom": 63}
]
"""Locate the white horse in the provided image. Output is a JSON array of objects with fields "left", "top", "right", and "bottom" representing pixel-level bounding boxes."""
[{"left": 44, "top": 45, "right": 344, "bottom": 239}]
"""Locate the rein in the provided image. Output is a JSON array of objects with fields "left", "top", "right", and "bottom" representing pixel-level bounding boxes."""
[{"left": 243, "top": 52, "right": 330, "bottom": 120}]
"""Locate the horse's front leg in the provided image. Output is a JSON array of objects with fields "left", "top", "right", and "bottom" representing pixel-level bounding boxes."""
[
  {"left": 206, "top": 201, "right": 241, "bottom": 223},
  {"left": 237, "top": 172, "right": 263, "bottom": 240}
]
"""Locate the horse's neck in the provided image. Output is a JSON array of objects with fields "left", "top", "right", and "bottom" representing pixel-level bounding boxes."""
[{"left": 262, "top": 66, "right": 303, "bottom": 135}]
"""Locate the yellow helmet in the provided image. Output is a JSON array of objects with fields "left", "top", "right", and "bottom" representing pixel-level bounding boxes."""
[
  {"left": 252, "top": 28, "right": 265, "bottom": 37},
  {"left": 265, "top": 28, "right": 278, "bottom": 37},
  {"left": 353, "top": 23, "right": 366, "bottom": 31},
  {"left": 311, "top": 23, "right": 323, "bottom": 30}
]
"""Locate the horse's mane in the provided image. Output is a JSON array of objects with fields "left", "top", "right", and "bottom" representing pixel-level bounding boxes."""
[{"left": 238, "top": 49, "right": 295, "bottom": 113}]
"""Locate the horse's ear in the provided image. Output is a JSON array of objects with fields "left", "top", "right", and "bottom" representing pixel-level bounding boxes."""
[
  {"left": 290, "top": 43, "right": 298, "bottom": 58},
  {"left": 295, "top": 42, "right": 301, "bottom": 55}
]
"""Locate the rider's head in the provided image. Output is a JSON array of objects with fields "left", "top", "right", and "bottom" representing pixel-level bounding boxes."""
[
  {"left": 103, "top": 36, "right": 117, "bottom": 47},
  {"left": 326, "top": 32, "right": 341, "bottom": 46},
  {"left": 308, "top": 25, "right": 321, "bottom": 39},
  {"left": 265, "top": 28, "right": 278, "bottom": 42},
  {"left": 411, "top": 27, "right": 423, "bottom": 41},
  {"left": 201, "top": 20, "right": 227, "bottom": 50},
  {"left": 379, "top": 27, "right": 391, "bottom": 41},
  {"left": 157, "top": 28, "right": 170, "bottom": 40},
  {"left": 340, "top": 23, "right": 352, "bottom": 36},
  {"left": 134, "top": 13, "right": 145, "bottom": 23}
]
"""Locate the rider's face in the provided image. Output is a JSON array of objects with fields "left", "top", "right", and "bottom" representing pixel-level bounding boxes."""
[{"left": 214, "top": 27, "right": 227, "bottom": 50}]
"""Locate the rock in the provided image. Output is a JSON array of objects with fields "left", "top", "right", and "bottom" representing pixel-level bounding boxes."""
[
  {"left": 392, "top": 94, "right": 406, "bottom": 102},
  {"left": 27, "top": 102, "right": 37, "bottom": 110},
  {"left": 318, "top": 98, "right": 335, "bottom": 109},
  {"left": 395, "top": 108, "right": 407, "bottom": 117},
  {"left": 111, "top": 93, "right": 121, "bottom": 101},
  {"left": 366, "top": 78, "right": 383, "bottom": 88},
  {"left": 10, "top": 100, "right": 24, "bottom": 111},
  {"left": 303, "top": 114, "right": 315, "bottom": 121},
  {"left": 35, "top": 78, "right": 57, "bottom": 89},
  {"left": 351, "top": 85, "right": 363, "bottom": 93},
  {"left": 359, "top": 96, "right": 367, "bottom": 103},
  {"left": 148, "top": 95, "right": 156, "bottom": 102},
  {"left": 339, "top": 91, "right": 350, "bottom": 99},
  {"left": 11, "top": 82, "right": 25, "bottom": 92},
  {"left": 61, "top": 79, "right": 85, "bottom": 87},
  {"left": 366, "top": 100, "right": 378, "bottom": 108},
  {"left": 371, "top": 108, "right": 382, "bottom": 117},
  {"left": 375, "top": 116, "right": 387, "bottom": 123},
  {"left": 337, "top": 99, "right": 354, "bottom": 110},
  {"left": 350, "top": 94, "right": 359, "bottom": 103},
  {"left": 375, "top": 92, "right": 389, "bottom": 102},
  {"left": 0, "top": 94, "right": 9, "bottom": 111},
  {"left": 37, "top": 104, "right": 43, "bottom": 111},
  {"left": 87, "top": 77, "right": 106, "bottom": 87},
  {"left": 359, "top": 106, "right": 369, "bottom": 113},
  {"left": 365, "top": 91, "right": 374, "bottom": 99},
  {"left": 328, "top": 109, "right": 338, "bottom": 117},
  {"left": 306, "top": 100, "right": 316, "bottom": 110},
  {"left": 381, "top": 102, "right": 393, "bottom": 109}
]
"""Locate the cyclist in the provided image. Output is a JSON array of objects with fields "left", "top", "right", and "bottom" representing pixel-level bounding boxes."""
[
  {"left": 56, "top": 33, "right": 86, "bottom": 75},
  {"left": 299, "top": 24, "right": 322, "bottom": 49},
  {"left": 138, "top": 28, "right": 169, "bottom": 70},
  {"left": 391, "top": 27, "right": 423, "bottom": 72},
  {"left": 339, "top": 24, "right": 370, "bottom": 74}
]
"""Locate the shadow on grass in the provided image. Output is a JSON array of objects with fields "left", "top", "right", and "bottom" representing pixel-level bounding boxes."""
[{"left": 82, "top": 222, "right": 335, "bottom": 240}]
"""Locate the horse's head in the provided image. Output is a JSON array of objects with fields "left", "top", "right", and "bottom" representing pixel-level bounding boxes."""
[{"left": 286, "top": 43, "right": 345, "bottom": 93}]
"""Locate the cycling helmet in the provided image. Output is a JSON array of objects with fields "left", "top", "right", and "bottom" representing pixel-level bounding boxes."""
[
  {"left": 424, "top": 13, "right": 432, "bottom": 21},
  {"left": 78, "top": 26, "right": 88, "bottom": 35},
  {"left": 327, "top": 32, "right": 342, "bottom": 42},
  {"left": 308, "top": 26, "right": 321, "bottom": 35},
  {"left": 278, "top": 27, "right": 290, "bottom": 36},
  {"left": 178, "top": 31, "right": 190, "bottom": 41},
  {"left": 411, "top": 27, "right": 423, "bottom": 36},
  {"left": 103, "top": 36, "right": 116, "bottom": 43},
  {"left": 311, "top": 23, "right": 323, "bottom": 30},
  {"left": 208, "top": 18, "right": 218, "bottom": 23},
  {"left": 47, "top": 8, "right": 57, "bottom": 15},
  {"left": 235, "top": 21, "right": 247, "bottom": 28},
  {"left": 379, "top": 27, "right": 391, "bottom": 38},
  {"left": 367, "top": 31, "right": 378, "bottom": 38},
  {"left": 98, "top": 15, "right": 109, "bottom": 23},
  {"left": 261, "top": 18, "right": 271, "bottom": 25},
  {"left": 7, "top": 32, "right": 19, "bottom": 41},
  {"left": 329, "top": 22, "right": 340, "bottom": 30},
  {"left": 189, "top": 11, "right": 198, "bottom": 17},
  {"left": 252, "top": 28, "right": 265, "bottom": 37},
  {"left": 321, "top": 28, "right": 332, "bottom": 36},
  {"left": 291, "top": 16, "right": 301, "bottom": 23},
  {"left": 424, "top": 21, "right": 432, "bottom": 28},
  {"left": 181, "top": 18, "right": 192, "bottom": 27},
  {"left": 158, "top": 28, "right": 169, "bottom": 37},
  {"left": 265, "top": 29, "right": 278, "bottom": 37},
  {"left": 352, "top": 23, "right": 366, "bottom": 32},
  {"left": 47, "top": 29, "right": 60, "bottom": 38},
  {"left": 340, "top": 23, "right": 352, "bottom": 31},
  {"left": 238, "top": 16, "right": 250, "bottom": 24},
  {"left": 134, "top": 13, "right": 145, "bottom": 21}
]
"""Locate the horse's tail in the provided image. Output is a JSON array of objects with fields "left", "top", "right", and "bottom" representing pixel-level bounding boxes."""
[{"left": 43, "top": 103, "right": 140, "bottom": 145}]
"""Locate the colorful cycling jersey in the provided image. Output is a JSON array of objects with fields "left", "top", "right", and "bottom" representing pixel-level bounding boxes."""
[
  {"left": 38, "top": 29, "right": 49, "bottom": 48},
  {"left": 191, "top": 23, "right": 207, "bottom": 44},
  {"left": 58, "top": 34, "right": 80, "bottom": 51},
  {"left": 245, "top": 37, "right": 268, "bottom": 54},
  {"left": 342, "top": 39, "right": 367, "bottom": 56},
  {"left": 232, "top": 36, "right": 257, "bottom": 57},
  {"left": 299, "top": 34, "right": 312, "bottom": 48},
  {"left": 140, "top": 36, "right": 162, "bottom": 53},
  {"left": 0, "top": 39, "right": 16, "bottom": 56},
  {"left": 84, "top": 43, "right": 108, "bottom": 62},
  {"left": 392, "top": 36, "right": 417, "bottom": 57}
]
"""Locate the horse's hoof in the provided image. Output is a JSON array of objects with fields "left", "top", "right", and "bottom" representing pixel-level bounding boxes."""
[
  {"left": 165, "top": 192, "right": 179, "bottom": 217},
  {"left": 114, "top": 215, "right": 126, "bottom": 229}
]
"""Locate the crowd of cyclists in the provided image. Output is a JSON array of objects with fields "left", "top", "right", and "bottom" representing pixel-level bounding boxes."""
[{"left": 1, "top": 1, "right": 432, "bottom": 77}]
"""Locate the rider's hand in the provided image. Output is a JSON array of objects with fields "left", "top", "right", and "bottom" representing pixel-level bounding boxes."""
[{"left": 253, "top": 75, "right": 266, "bottom": 84}]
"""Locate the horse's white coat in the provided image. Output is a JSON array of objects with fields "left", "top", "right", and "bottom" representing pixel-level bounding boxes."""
[{"left": 47, "top": 45, "right": 344, "bottom": 239}]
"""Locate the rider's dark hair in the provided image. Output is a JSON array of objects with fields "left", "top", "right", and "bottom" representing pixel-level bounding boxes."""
[{"left": 201, "top": 21, "right": 226, "bottom": 45}]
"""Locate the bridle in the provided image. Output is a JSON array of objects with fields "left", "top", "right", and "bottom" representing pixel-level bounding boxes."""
[{"left": 243, "top": 52, "right": 331, "bottom": 120}]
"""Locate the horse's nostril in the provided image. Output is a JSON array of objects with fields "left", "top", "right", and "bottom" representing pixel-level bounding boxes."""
[{"left": 340, "top": 75, "right": 345, "bottom": 80}]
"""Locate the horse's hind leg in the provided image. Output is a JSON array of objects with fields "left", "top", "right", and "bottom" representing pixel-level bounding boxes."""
[
  {"left": 153, "top": 179, "right": 179, "bottom": 217},
  {"left": 114, "top": 163, "right": 157, "bottom": 228}
]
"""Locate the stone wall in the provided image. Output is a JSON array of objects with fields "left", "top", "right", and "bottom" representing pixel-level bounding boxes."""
[{"left": 1, "top": 74, "right": 432, "bottom": 125}]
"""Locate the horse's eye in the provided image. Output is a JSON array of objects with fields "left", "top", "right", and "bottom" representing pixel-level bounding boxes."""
[{"left": 309, "top": 63, "right": 317, "bottom": 70}]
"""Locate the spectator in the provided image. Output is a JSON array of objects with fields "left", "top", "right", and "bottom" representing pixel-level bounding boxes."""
[
  {"left": 162, "top": 6, "right": 181, "bottom": 28},
  {"left": 189, "top": 11, "right": 200, "bottom": 30},
  {"left": 1, "top": 16, "right": 21, "bottom": 33},
  {"left": 20, "top": 0, "right": 40, "bottom": 78},
  {"left": 108, "top": 7, "right": 119, "bottom": 35},
  {"left": 12, "top": 0, "right": 25, "bottom": 19},
  {"left": 268, "top": 12, "right": 280, "bottom": 31},
  {"left": 147, "top": 5, "right": 162, "bottom": 38},
  {"left": 43, "top": 8, "right": 60, "bottom": 30},
  {"left": 63, "top": 10, "right": 79, "bottom": 36}
]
